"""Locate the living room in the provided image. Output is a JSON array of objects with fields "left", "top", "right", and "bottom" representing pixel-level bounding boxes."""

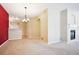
[{"left": 0, "top": 3, "right": 79, "bottom": 55}]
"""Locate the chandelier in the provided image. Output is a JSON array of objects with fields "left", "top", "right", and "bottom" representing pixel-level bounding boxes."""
[{"left": 22, "top": 7, "right": 30, "bottom": 22}]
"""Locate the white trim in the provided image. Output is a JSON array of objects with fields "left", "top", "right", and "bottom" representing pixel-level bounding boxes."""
[
  {"left": 9, "top": 38, "right": 21, "bottom": 40},
  {"left": 48, "top": 40, "right": 60, "bottom": 44},
  {"left": 0, "top": 40, "right": 8, "bottom": 47}
]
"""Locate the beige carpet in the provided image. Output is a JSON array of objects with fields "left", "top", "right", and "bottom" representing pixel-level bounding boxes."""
[{"left": 0, "top": 39, "right": 79, "bottom": 55}]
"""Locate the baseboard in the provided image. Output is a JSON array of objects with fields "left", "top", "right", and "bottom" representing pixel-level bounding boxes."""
[
  {"left": 9, "top": 38, "right": 21, "bottom": 40},
  {"left": 0, "top": 40, "right": 8, "bottom": 47},
  {"left": 48, "top": 40, "right": 60, "bottom": 44}
]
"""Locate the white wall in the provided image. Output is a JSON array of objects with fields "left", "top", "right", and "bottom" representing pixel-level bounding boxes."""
[
  {"left": 47, "top": 4, "right": 69, "bottom": 44},
  {"left": 48, "top": 8, "right": 60, "bottom": 44},
  {"left": 76, "top": 13, "right": 79, "bottom": 40},
  {"left": 60, "top": 9, "right": 67, "bottom": 42},
  {"left": 48, "top": 4, "right": 79, "bottom": 44}
]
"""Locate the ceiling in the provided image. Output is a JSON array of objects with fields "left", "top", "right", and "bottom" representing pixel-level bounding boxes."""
[
  {"left": 1, "top": 3, "right": 79, "bottom": 19},
  {"left": 1, "top": 3, "right": 48, "bottom": 19}
]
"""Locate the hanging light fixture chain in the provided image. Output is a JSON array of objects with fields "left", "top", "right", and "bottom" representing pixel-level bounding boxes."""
[{"left": 24, "top": 6, "right": 27, "bottom": 19}]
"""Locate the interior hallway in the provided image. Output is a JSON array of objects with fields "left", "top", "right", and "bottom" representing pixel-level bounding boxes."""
[{"left": 0, "top": 39, "right": 79, "bottom": 55}]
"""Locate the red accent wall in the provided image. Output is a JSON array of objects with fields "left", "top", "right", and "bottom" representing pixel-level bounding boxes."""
[{"left": 0, "top": 5, "right": 9, "bottom": 45}]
